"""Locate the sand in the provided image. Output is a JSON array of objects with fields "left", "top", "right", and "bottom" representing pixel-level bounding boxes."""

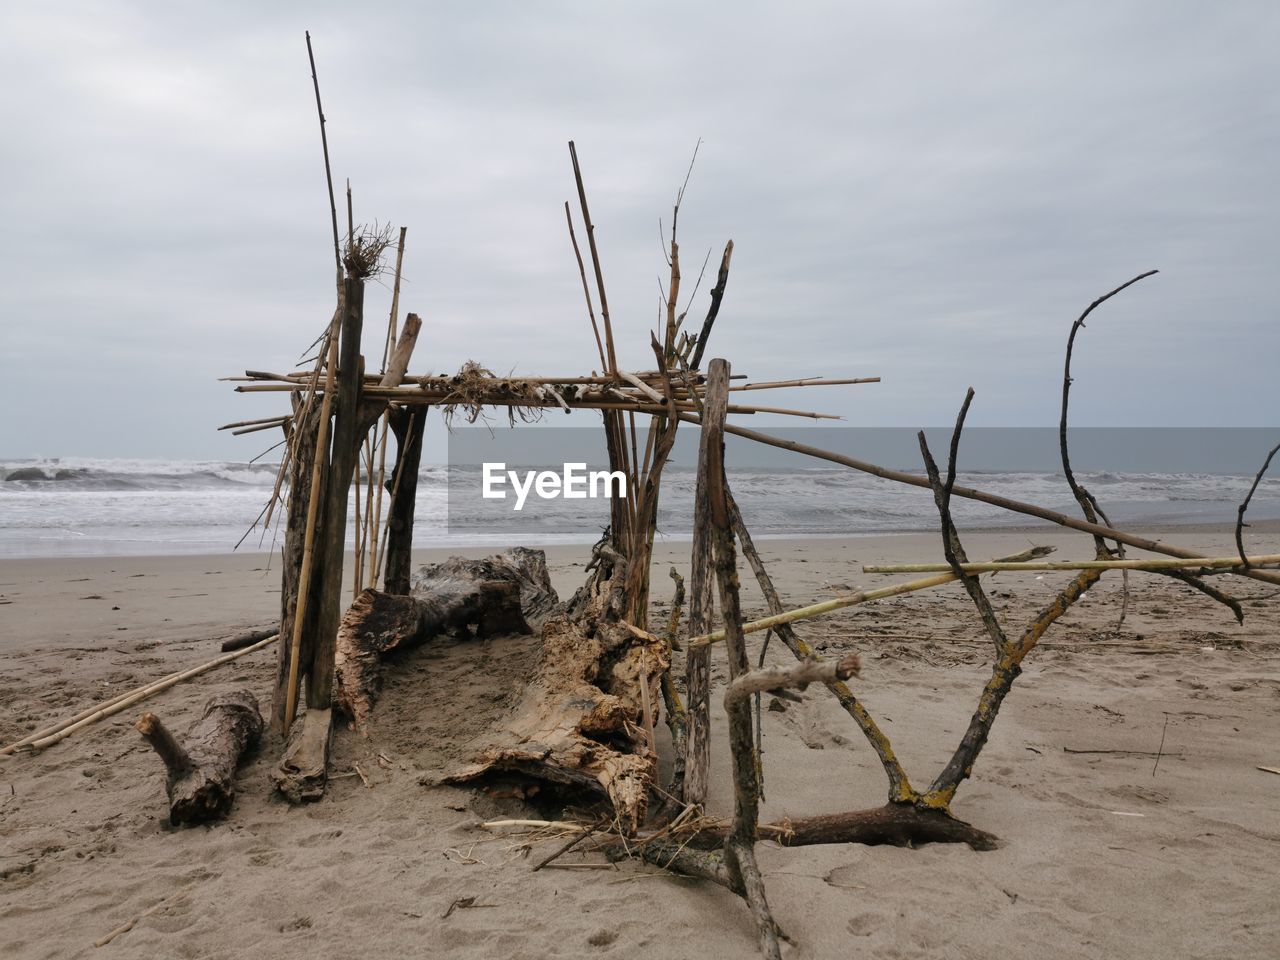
[{"left": 2, "top": 526, "right": 1278, "bottom": 959}]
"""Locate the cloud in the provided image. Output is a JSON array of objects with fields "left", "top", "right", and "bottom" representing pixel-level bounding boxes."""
[{"left": 1, "top": 1, "right": 1277, "bottom": 458}]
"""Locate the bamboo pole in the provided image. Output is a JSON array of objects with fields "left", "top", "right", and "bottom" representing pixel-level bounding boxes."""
[
  {"left": 864, "top": 554, "right": 1280, "bottom": 574},
  {"left": 4, "top": 635, "right": 277, "bottom": 754},
  {"left": 282, "top": 311, "right": 340, "bottom": 730},
  {"left": 728, "top": 376, "right": 880, "bottom": 392}
]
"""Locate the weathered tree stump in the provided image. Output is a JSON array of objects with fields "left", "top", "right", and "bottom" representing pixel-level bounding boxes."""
[
  {"left": 273, "top": 707, "right": 332, "bottom": 804},
  {"left": 135, "top": 691, "right": 263, "bottom": 825}
]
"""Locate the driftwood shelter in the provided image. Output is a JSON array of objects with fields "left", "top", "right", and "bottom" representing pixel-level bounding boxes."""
[
  {"left": 8, "top": 40, "right": 1274, "bottom": 959},
  {"left": 213, "top": 108, "right": 1280, "bottom": 953}
]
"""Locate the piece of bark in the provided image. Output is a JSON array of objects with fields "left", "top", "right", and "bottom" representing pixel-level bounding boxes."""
[
  {"left": 443, "top": 590, "right": 667, "bottom": 835},
  {"left": 135, "top": 691, "right": 263, "bottom": 825},
  {"left": 333, "top": 549, "right": 559, "bottom": 732},
  {"left": 273, "top": 707, "right": 332, "bottom": 804},
  {"left": 333, "top": 591, "right": 429, "bottom": 732}
]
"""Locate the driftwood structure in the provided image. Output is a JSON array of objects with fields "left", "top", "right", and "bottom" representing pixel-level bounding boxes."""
[
  {"left": 135, "top": 691, "right": 264, "bottom": 825},
  {"left": 210, "top": 37, "right": 1278, "bottom": 957}
]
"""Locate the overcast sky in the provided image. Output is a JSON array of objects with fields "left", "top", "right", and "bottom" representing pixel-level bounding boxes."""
[{"left": 2, "top": 2, "right": 1277, "bottom": 460}]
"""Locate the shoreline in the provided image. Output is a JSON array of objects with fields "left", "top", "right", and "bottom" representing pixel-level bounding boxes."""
[{"left": 4, "top": 515, "right": 1278, "bottom": 563}]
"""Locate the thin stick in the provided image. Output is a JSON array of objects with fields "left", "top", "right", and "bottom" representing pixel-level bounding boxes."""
[
  {"left": 352, "top": 438, "right": 364, "bottom": 601},
  {"left": 565, "top": 201, "right": 607, "bottom": 370},
  {"left": 8, "top": 635, "right": 277, "bottom": 753},
  {"left": 568, "top": 142, "right": 617, "bottom": 373},
  {"left": 1152, "top": 713, "right": 1170, "bottom": 776},
  {"left": 689, "top": 240, "right": 733, "bottom": 371},
  {"left": 863, "top": 553, "right": 1280, "bottom": 574},
  {"left": 368, "top": 228, "right": 408, "bottom": 587},
  {"left": 305, "top": 31, "right": 341, "bottom": 282},
  {"left": 1236, "top": 441, "right": 1280, "bottom": 568},
  {"left": 729, "top": 376, "right": 879, "bottom": 392},
  {"left": 532, "top": 824, "right": 598, "bottom": 872}
]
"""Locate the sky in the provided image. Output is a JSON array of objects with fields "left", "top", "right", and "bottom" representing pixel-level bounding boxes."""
[{"left": 2, "top": 2, "right": 1278, "bottom": 460}]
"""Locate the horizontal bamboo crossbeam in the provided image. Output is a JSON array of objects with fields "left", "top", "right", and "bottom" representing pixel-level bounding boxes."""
[
  {"left": 229, "top": 383, "right": 840, "bottom": 420},
  {"left": 865, "top": 554, "right": 1280, "bottom": 574}
]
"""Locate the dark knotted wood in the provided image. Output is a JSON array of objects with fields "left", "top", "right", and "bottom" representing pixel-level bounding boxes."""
[
  {"left": 136, "top": 691, "right": 263, "bottom": 825},
  {"left": 383, "top": 405, "right": 426, "bottom": 596},
  {"left": 704, "top": 359, "right": 781, "bottom": 960},
  {"left": 684, "top": 359, "right": 729, "bottom": 809}
]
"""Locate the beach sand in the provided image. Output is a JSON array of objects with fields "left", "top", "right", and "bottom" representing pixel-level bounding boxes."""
[{"left": 2, "top": 526, "right": 1278, "bottom": 959}]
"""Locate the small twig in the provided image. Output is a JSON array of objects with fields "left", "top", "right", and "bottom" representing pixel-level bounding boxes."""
[
  {"left": 94, "top": 889, "right": 189, "bottom": 948},
  {"left": 1236, "top": 440, "right": 1280, "bottom": 568},
  {"left": 1152, "top": 713, "right": 1170, "bottom": 777}
]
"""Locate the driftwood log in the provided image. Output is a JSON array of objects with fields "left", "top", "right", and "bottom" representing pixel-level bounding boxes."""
[
  {"left": 135, "top": 691, "right": 263, "bottom": 825},
  {"left": 333, "top": 548, "right": 558, "bottom": 732},
  {"left": 444, "top": 560, "right": 667, "bottom": 834}
]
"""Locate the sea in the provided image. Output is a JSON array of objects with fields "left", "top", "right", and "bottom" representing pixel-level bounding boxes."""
[{"left": 3, "top": 442, "right": 1279, "bottom": 558}]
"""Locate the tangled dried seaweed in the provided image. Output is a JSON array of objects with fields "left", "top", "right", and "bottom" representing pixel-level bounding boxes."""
[
  {"left": 436, "top": 361, "right": 546, "bottom": 427},
  {"left": 343, "top": 221, "right": 397, "bottom": 280}
]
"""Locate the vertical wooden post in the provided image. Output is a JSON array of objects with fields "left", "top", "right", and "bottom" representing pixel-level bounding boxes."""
[
  {"left": 383, "top": 405, "right": 426, "bottom": 596},
  {"left": 305, "top": 276, "right": 366, "bottom": 710},
  {"left": 684, "top": 358, "right": 729, "bottom": 808},
  {"left": 705, "top": 359, "right": 781, "bottom": 960},
  {"left": 270, "top": 398, "right": 325, "bottom": 733}
]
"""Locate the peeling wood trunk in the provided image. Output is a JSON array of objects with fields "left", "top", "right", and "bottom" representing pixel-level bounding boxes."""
[
  {"left": 383, "top": 406, "right": 426, "bottom": 596},
  {"left": 444, "top": 570, "right": 666, "bottom": 835},
  {"left": 333, "top": 548, "right": 555, "bottom": 732},
  {"left": 135, "top": 691, "right": 263, "bottom": 825}
]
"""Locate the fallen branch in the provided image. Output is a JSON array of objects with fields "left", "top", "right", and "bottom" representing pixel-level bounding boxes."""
[{"left": 3, "top": 635, "right": 277, "bottom": 755}]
